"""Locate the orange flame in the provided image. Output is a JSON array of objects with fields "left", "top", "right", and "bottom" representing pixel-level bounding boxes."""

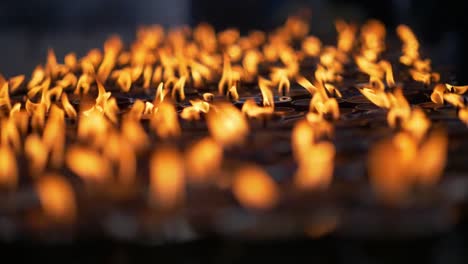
[
  {"left": 207, "top": 102, "right": 249, "bottom": 146},
  {"left": 151, "top": 100, "right": 181, "bottom": 138},
  {"left": 8, "top": 75, "right": 25, "bottom": 93},
  {"left": 150, "top": 147, "right": 185, "bottom": 209},
  {"left": 335, "top": 20, "right": 356, "bottom": 53},
  {"left": 369, "top": 129, "right": 448, "bottom": 203},
  {"left": 36, "top": 174, "right": 76, "bottom": 223},
  {"left": 180, "top": 99, "right": 210, "bottom": 121},
  {"left": 24, "top": 134, "right": 48, "bottom": 176},
  {"left": 295, "top": 142, "right": 335, "bottom": 190},
  {"left": 66, "top": 146, "right": 111, "bottom": 183},
  {"left": 232, "top": 165, "right": 279, "bottom": 210},
  {"left": 302, "top": 36, "right": 321, "bottom": 57},
  {"left": 185, "top": 137, "right": 223, "bottom": 183},
  {"left": 0, "top": 145, "right": 17, "bottom": 189},
  {"left": 431, "top": 84, "right": 446, "bottom": 104},
  {"left": 296, "top": 75, "right": 317, "bottom": 95},
  {"left": 258, "top": 77, "right": 275, "bottom": 109}
]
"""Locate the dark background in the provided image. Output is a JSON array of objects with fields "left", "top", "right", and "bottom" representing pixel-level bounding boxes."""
[{"left": 0, "top": 0, "right": 466, "bottom": 82}]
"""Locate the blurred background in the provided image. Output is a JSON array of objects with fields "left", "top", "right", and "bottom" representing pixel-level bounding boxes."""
[{"left": 0, "top": 0, "right": 466, "bottom": 82}]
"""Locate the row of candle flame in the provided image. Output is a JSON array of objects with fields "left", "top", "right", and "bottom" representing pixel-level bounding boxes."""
[{"left": 0, "top": 16, "right": 465, "bottom": 224}]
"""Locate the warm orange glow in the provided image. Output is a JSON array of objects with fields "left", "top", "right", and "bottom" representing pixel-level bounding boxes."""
[
  {"left": 232, "top": 165, "right": 279, "bottom": 210},
  {"left": 357, "top": 86, "right": 391, "bottom": 108},
  {"left": 24, "top": 134, "right": 48, "bottom": 176},
  {"left": 36, "top": 174, "right": 76, "bottom": 223},
  {"left": 115, "top": 69, "right": 132, "bottom": 92},
  {"left": 121, "top": 117, "right": 149, "bottom": 153},
  {"left": 258, "top": 77, "right": 275, "bottom": 108},
  {"left": 397, "top": 24, "right": 420, "bottom": 66},
  {"left": 416, "top": 129, "right": 448, "bottom": 186},
  {"left": 227, "top": 84, "right": 239, "bottom": 101},
  {"left": 185, "top": 137, "right": 223, "bottom": 183},
  {"left": 369, "top": 134, "right": 413, "bottom": 202},
  {"left": 309, "top": 92, "right": 340, "bottom": 120},
  {"left": 443, "top": 93, "right": 464, "bottom": 108},
  {"left": 180, "top": 99, "right": 210, "bottom": 121},
  {"left": 1, "top": 118, "right": 21, "bottom": 152},
  {"left": 459, "top": 107, "right": 468, "bottom": 124},
  {"left": 243, "top": 49, "right": 262, "bottom": 79},
  {"left": 0, "top": 16, "right": 457, "bottom": 220},
  {"left": 150, "top": 147, "right": 185, "bottom": 209},
  {"left": 401, "top": 108, "right": 430, "bottom": 142},
  {"left": 302, "top": 36, "right": 321, "bottom": 57},
  {"left": 0, "top": 145, "right": 17, "bottom": 189},
  {"left": 66, "top": 146, "right": 111, "bottom": 183},
  {"left": 207, "top": 102, "right": 249, "bottom": 146},
  {"left": 335, "top": 20, "right": 356, "bottom": 53},
  {"left": 445, "top": 83, "right": 468, "bottom": 94},
  {"left": 28, "top": 66, "right": 45, "bottom": 89},
  {"left": 171, "top": 76, "right": 187, "bottom": 101},
  {"left": 369, "top": 129, "right": 448, "bottom": 203},
  {"left": 151, "top": 100, "right": 181, "bottom": 138},
  {"left": 0, "top": 82, "right": 12, "bottom": 110},
  {"left": 296, "top": 75, "right": 317, "bottom": 95},
  {"left": 104, "top": 131, "right": 136, "bottom": 185},
  {"left": 218, "top": 53, "right": 239, "bottom": 95},
  {"left": 431, "top": 84, "right": 446, "bottom": 104},
  {"left": 295, "top": 142, "right": 335, "bottom": 190},
  {"left": 8, "top": 75, "right": 25, "bottom": 93}
]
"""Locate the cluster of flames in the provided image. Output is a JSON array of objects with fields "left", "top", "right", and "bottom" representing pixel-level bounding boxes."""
[{"left": 0, "top": 16, "right": 459, "bottom": 223}]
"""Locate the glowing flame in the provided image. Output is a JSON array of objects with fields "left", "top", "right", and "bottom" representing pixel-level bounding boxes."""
[
  {"left": 66, "top": 146, "right": 111, "bottom": 183},
  {"left": 24, "top": 134, "right": 48, "bottom": 176},
  {"left": 115, "top": 69, "right": 132, "bottom": 92},
  {"left": 8, "top": 75, "right": 25, "bottom": 93},
  {"left": 151, "top": 100, "right": 181, "bottom": 138},
  {"left": 270, "top": 68, "right": 290, "bottom": 96},
  {"left": 369, "top": 129, "right": 448, "bottom": 203},
  {"left": 218, "top": 54, "right": 239, "bottom": 95},
  {"left": 446, "top": 84, "right": 468, "bottom": 94},
  {"left": 36, "top": 174, "right": 76, "bottom": 223},
  {"left": 431, "top": 84, "right": 446, "bottom": 104},
  {"left": 296, "top": 75, "right": 317, "bottom": 95},
  {"left": 185, "top": 137, "right": 223, "bottom": 183},
  {"left": 258, "top": 77, "right": 275, "bottom": 109},
  {"left": 335, "top": 20, "right": 356, "bottom": 53},
  {"left": 291, "top": 119, "right": 335, "bottom": 190},
  {"left": 295, "top": 142, "right": 335, "bottom": 190},
  {"left": 0, "top": 145, "right": 17, "bottom": 189},
  {"left": 302, "top": 36, "right": 321, "bottom": 57},
  {"left": 150, "top": 147, "right": 185, "bottom": 209},
  {"left": 180, "top": 99, "right": 210, "bottom": 121},
  {"left": 207, "top": 103, "right": 249, "bottom": 146},
  {"left": 171, "top": 76, "right": 187, "bottom": 101},
  {"left": 232, "top": 165, "right": 279, "bottom": 210},
  {"left": 309, "top": 91, "right": 340, "bottom": 120}
]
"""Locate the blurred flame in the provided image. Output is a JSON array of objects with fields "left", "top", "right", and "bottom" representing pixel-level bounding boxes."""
[
  {"left": 295, "top": 142, "right": 335, "bottom": 190},
  {"left": 0, "top": 145, "right": 17, "bottom": 189},
  {"left": 335, "top": 20, "right": 356, "bottom": 53},
  {"left": 233, "top": 165, "right": 279, "bottom": 210},
  {"left": 292, "top": 119, "right": 335, "bottom": 190},
  {"left": 207, "top": 102, "right": 249, "bottom": 146},
  {"left": 150, "top": 147, "right": 185, "bottom": 209},
  {"left": 24, "top": 134, "right": 48, "bottom": 176},
  {"left": 185, "top": 137, "right": 223, "bottom": 183},
  {"left": 36, "top": 174, "right": 76, "bottom": 223},
  {"left": 369, "top": 129, "right": 448, "bottom": 203},
  {"left": 151, "top": 100, "right": 181, "bottom": 138},
  {"left": 66, "top": 146, "right": 111, "bottom": 183},
  {"left": 302, "top": 36, "right": 321, "bottom": 57}
]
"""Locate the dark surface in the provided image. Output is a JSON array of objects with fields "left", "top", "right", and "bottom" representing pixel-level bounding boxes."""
[{"left": 2, "top": 229, "right": 468, "bottom": 264}]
